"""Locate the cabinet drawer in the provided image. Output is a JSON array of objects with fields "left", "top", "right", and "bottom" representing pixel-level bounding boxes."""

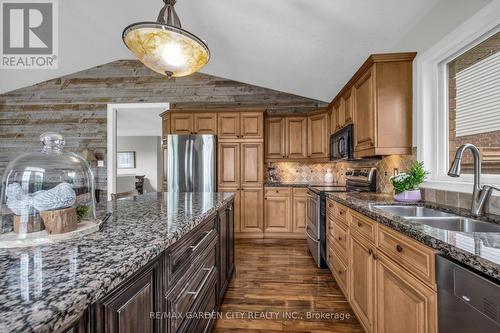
[
  {"left": 350, "top": 211, "right": 376, "bottom": 243},
  {"left": 264, "top": 187, "right": 291, "bottom": 197},
  {"left": 331, "top": 220, "right": 348, "bottom": 259},
  {"left": 326, "top": 215, "right": 335, "bottom": 239},
  {"left": 328, "top": 244, "right": 349, "bottom": 297},
  {"left": 165, "top": 216, "right": 217, "bottom": 289},
  {"left": 167, "top": 238, "right": 217, "bottom": 333},
  {"left": 326, "top": 198, "right": 336, "bottom": 220},
  {"left": 188, "top": 275, "right": 218, "bottom": 333},
  {"left": 292, "top": 188, "right": 308, "bottom": 197},
  {"left": 378, "top": 225, "right": 436, "bottom": 288},
  {"left": 334, "top": 202, "right": 349, "bottom": 225}
]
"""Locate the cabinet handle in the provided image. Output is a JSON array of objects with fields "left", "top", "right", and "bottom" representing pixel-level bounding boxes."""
[
  {"left": 396, "top": 244, "right": 403, "bottom": 252},
  {"left": 368, "top": 248, "right": 373, "bottom": 255},
  {"left": 186, "top": 266, "right": 214, "bottom": 297},
  {"left": 190, "top": 231, "right": 212, "bottom": 253}
]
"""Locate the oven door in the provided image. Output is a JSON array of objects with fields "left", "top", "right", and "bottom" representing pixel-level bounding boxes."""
[{"left": 306, "top": 190, "right": 321, "bottom": 266}]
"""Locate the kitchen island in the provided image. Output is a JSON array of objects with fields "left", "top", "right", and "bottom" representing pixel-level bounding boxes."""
[{"left": 0, "top": 192, "right": 235, "bottom": 333}]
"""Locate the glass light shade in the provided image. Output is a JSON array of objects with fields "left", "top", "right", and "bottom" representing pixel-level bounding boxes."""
[{"left": 123, "top": 23, "right": 210, "bottom": 77}]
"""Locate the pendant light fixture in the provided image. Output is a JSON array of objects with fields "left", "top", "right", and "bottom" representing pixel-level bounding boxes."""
[{"left": 122, "top": 0, "right": 210, "bottom": 78}]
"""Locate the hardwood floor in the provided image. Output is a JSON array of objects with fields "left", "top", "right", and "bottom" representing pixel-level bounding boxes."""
[{"left": 214, "top": 239, "right": 364, "bottom": 333}]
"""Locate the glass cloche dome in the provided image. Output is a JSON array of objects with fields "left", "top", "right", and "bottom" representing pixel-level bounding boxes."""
[{"left": 0, "top": 132, "right": 97, "bottom": 247}]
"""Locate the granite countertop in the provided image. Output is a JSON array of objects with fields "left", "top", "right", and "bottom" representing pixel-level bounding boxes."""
[
  {"left": 0, "top": 192, "right": 235, "bottom": 333},
  {"left": 327, "top": 192, "right": 500, "bottom": 282},
  {"left": 264, "top": 181, "right": 341, "bottom": 188}
]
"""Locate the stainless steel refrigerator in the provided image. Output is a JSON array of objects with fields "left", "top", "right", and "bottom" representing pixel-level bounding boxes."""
[{"left": 166, "top": 134, "right": 217, "bottom": 192}]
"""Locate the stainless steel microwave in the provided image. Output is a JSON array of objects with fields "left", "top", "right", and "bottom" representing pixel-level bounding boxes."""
[{"left": 329, "top": 124, "right": 354, "bottom": 160}]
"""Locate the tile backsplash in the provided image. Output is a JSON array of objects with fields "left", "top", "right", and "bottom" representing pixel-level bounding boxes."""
[
  {"left": 422, "top": 188, "right": 500, "bottom": 216},
  {"left": 267, "top": 154, "right": 416, "bottom": 194}
]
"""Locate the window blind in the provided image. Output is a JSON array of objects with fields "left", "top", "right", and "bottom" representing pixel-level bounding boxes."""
[{"left": 455, "top": 50, "right": 500, "bottom": 137}]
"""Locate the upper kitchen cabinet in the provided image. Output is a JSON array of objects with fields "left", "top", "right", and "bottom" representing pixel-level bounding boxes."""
[
  {"left": 265, "top": 111, "right": 326, "bottom": 161},
  {"left": 328, "top": 52, "right": 416, "bottom": 158},
  {"left": 218, "top": 111, "right": 264, "bottom": 139},
  {"left": 265, "top": 117, "right": 286, "bottom": 159},
  {"left": 307, "top": 112, "right": 329, "bottom": 158},
  {"left": 164, "top": 110, "right": 217, "bottom": 135}
]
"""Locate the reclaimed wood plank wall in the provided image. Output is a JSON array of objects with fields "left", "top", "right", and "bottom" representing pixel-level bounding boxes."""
[{"left": 0, "top": 60, "right": 327, "bottom": 191}]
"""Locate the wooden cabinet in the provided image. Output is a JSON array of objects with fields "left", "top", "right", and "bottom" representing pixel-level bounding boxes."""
[
  {"left": 291, "top": 189, "right": 307, "bottom": 234},
  {"left": 265, "top": 117, "right": 285, "bottom": 159},
  {"left": 307, "top": 113, "right": 329, "bottom": 158},
  {"left": 218, "top": 202, "right": 235, "bottom": 303},
  {"left": 286, "top": 117, "right": 308, "bottom": 159},
  {"left": 240, "top": 188, "right": 264, "bottom": 233},
  {"left": 326, "top": 53, "right": 415, "bottom": 158},
  {"left": 353, "top": 67, "right": 376, "bottom": 152},
  {"left": 218, "top": 113, "right": 240, "bottom": 139},
  {"left": 93, "top": 257, "right": 162, "bottom": 333},
  {"left": 161, "top": 112, "right": 170, "bottom": 136},
  {"left": 218, "top": 143, "right": 240, "bottom": 188},
  {"left": 240, "top": 142, "right": 263, "bottom": 187},
  {"left": 349, "top": 231, "right": 376, "bottom": 333},
  {"left": 376, "top": 253, "right": 437, "bottom": 333},
  {"left": 240, "top": 112, "right": 263, "bottom": 139},
  {"left": 326, "top": 199, "right": 437, "bottom": 333},
  {"left": 171, "top": 113, "right": 194, "bottom": 134},
  {"left": 194, "top": 113, "right": 217, "bottom": 134},
  {"left": 218, "top": 111, "right": 264, "bottom": 139},
  {"left": 264, "top": 191, "right": 291, "bottom": 233}
]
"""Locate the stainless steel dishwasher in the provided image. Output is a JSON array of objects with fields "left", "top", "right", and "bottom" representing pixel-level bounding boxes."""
[{"left": 437, "top": 255, "right": 500, "bottom": 333}]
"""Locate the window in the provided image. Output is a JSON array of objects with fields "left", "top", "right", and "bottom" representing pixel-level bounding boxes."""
[{"left": 447, "top": 31, "right": 500, "bottom": 175}]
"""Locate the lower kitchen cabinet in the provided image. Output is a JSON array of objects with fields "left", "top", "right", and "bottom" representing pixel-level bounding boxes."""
[
  {"left": 264, "top": 194, "right": 291, "bottom": 233},
  {"left": 90, "top": 200, "right": 235, "bottom": 333},
  {"left": 92, "top": 257, "right": 162, "bottom": 333},
  {"left": 291, "top": 189, "right": 307, "bottom": 234},
  {"left": 349, "top": 231, "right": 376, "bottom": 333},
  {"left": 376, "top": 252, "right": 437, "bottom": 333},
  {"left": 240, "top": 188, "right": 264, "bottom": 234},
  {"left": 327, "top": 200, "right": 437, "bottom": 333},
  {"left": 263, "top": 187, "right": 307, "bottom": 238}
]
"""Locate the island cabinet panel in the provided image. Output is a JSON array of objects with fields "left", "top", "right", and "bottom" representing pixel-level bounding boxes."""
[
  {"left": 218, "top": 202, "right": 235, "bottom": 303},
  {"left": 171, "top": 113, "right": 194, "bottom": 134},
  {"left": 193, "top": 113, "right": 217, "bottom": 134},
  {"left": 265, "top": 117, "right": 285, "bottom": 159},
  {"left": 307, "top": 113, "right": 329, "bottom": 158},
  {"left": 286, "top": 117, "right": 308, "bottom": 159},
  {"left": 92, "top": 257, "right": 162, "bottom": 333}
]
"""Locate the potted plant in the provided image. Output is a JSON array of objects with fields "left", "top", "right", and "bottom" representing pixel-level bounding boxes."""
[{"left": 391, "top": 161, "right": 428, "bottom": 202}]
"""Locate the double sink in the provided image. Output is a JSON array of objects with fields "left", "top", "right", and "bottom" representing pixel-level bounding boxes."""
[{"left": 373, "top": 205, "right": 500, "bottom": 233}]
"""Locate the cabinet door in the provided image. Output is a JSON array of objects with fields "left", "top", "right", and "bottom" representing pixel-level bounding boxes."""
[
  {"left": 265, "top": 117, "right": 285, "bottom": 159},
  {"left": 171, "top": 113, "right": 194, "bottom": 134},
  {"left": 264, "top": 195, "right": 291, "bottom": 233},
  {"left": 240, "top": 112, "right": 263, "bottom": 139},
  {"left": 218, "top": 113, "right": 240, "bottom": 139},
  {"left": 349, "top": 233, "right": 375, "bottom": 333},
  {"left": 307, "top": 113, "right": 328, "bottom": 158},
  {"left": 219, "top": 188, "right": 240, "bottom": 233},
  {"left": 218, "top": 208, "right": 228, "bottom": 299},
  {"left": 343, "top": 88, "right": 353, "bottom": 124},
  {"left": 241, "top": 142, "right": 263, "bottom": 187},
  {"left": 354, "top": 68, "right": 376, "bottom": 152},
  {"left": 193, "top": 113, "right": 217, "bottom": 134},
  {"left": 292, "top": 195, "right": 307, "bottom": 234},
  {"left": 376, "top": 254, "right": 437, "bottom": 333},
  {"left": 286, "top": 117, "right": 308, "bottom": 159},
  {"left": 218, "top": 143, "right": 240, "bottom": 188},
  {"left": 240, "top": 188, "right": 263, "bottom": 233},
  {"left": 96, "top": 260, "right": 161, "bottom": 333}
]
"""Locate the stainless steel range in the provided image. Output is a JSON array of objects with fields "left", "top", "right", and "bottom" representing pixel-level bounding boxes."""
[{"left": 306, "top": 167, "right": 376, "bottom": 268}]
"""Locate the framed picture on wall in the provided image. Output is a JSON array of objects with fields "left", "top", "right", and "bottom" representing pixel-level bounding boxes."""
[{"left": 117, "top": 151, "right": 136, "bottom": 169}]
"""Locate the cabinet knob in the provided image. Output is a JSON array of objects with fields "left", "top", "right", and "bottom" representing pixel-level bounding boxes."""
[
  {"left": 357, "top": 222, "right": 362, "bottom": 227},
  {"left": 368, "top": 248, "right": 373, "bottom": 255},
  {"left": 338, "top": 270, "right": 342, "bottom": 274},
  {"left": 338, "top": 236, "right": 342, "bottom": 241},
  {"left": 339, "top": 211, "right": 344, "bottom": 215},
  {"left": 329, "top": 203, "right": 333, "bottom": 208},
  {"left": 373, "top": 253, "right": 379, "bottom": 260},
  {"left": 396, "top": 244, "right": 403, "bottom": 252}
]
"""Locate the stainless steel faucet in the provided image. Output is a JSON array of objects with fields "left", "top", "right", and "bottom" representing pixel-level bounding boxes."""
[{"left": 448, "top": 143, "right": 500, "bottom": 216}]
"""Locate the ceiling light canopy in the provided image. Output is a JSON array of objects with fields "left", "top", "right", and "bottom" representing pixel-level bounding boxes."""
[{"left": 122, "top": 0, "right": 210, "bottom": 78}]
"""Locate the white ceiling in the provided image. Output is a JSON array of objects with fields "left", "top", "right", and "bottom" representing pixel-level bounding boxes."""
[
  {"left": 116, "top": 105, "right": 165, "bottom": 136},
  {"left": 0, "top": 0, "right": 491, "bottom": 101}
]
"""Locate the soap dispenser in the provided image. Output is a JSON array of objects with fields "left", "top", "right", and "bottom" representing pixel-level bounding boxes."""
[{"left": 324, "top": 169, "right": 334, "bottom": 183}]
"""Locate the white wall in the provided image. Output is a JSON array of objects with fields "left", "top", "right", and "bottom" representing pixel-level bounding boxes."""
[{"left": 116, "top": 136, "right": 162, "bottom": 193}]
